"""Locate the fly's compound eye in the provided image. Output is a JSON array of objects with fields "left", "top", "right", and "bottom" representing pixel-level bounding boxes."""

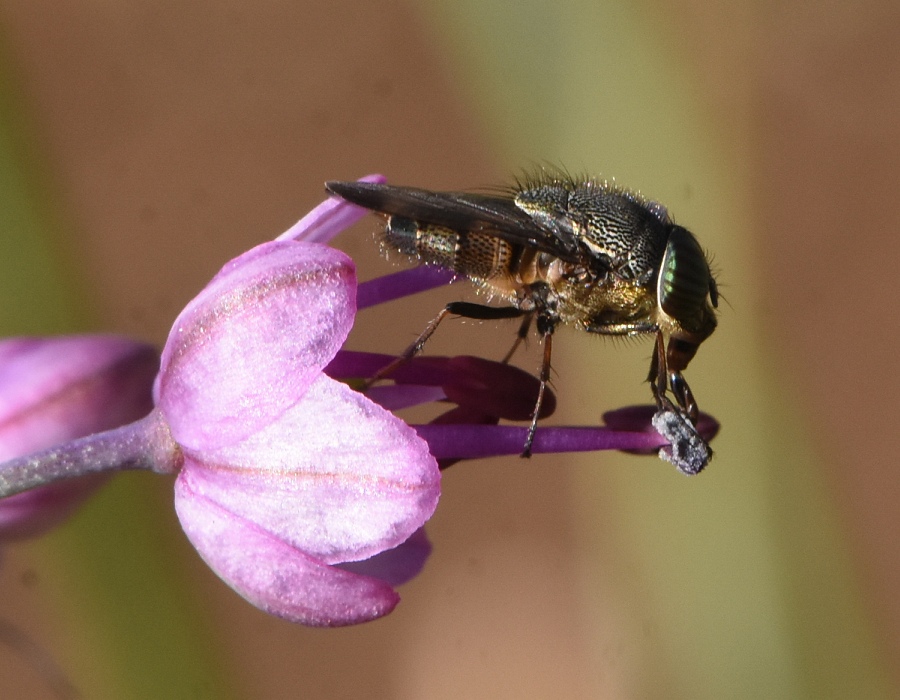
[{"left": 657, "top": 226, "right": 714, "bottom": 327}]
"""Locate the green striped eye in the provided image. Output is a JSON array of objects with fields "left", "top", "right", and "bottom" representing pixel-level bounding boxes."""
[{"left": 658, "top": 226, "right": 714, "bottom": 324}]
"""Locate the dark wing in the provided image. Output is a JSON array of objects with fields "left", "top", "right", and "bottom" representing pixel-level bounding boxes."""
[{"left": 326, "top": 181, "right": 581, "bottom": 261}]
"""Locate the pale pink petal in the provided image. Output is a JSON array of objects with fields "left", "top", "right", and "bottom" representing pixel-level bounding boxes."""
[
  {"left": 277, "top": 174, "right": 387, "bottom": 244},
  {"left": 178, "top": 374, "right": 440, "bottom": 563},
  {"left": 175, "top": 476, "right": 398, "bottom": 626},
  {"left": 157, "top": 242, "right": 356, "bottom": 451}
]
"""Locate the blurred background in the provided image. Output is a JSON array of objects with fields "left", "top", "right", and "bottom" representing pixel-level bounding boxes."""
[{"left": 0, "top": 1, "right": 898, "bottom": 698}]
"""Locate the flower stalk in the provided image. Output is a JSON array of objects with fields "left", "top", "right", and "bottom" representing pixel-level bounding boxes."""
[{"left": 0, "top": 410, "right": 179, "bottom": 498}]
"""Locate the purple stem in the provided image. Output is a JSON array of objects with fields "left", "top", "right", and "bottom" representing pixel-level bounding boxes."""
[
  {"left": 0, "top": 409, "right": 180, "bottom": 498},
  {"left": 414, "top": 424, "right": 663, "bottom": 459}
]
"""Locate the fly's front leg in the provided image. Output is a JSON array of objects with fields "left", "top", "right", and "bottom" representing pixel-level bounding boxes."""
[
  {"left": 670, "top": 372, "right": 699, "bottom": 425},
  {"left": 648, "top": 333, "right": 699, "bottom": 425},
  {"left": 648, "top": 332, "right": 673, "bottom": 412}
]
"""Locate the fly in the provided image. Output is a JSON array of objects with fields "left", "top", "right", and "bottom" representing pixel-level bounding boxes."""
[{"left": 326, "top": 174, "right": 718, "bottom": 472}]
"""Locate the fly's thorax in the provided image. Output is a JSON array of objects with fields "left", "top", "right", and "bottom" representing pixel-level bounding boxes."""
[
  {"left": 573, "top": 192, "right": 669, "bottom": 276},
  {"left": 557, "top": 273, "right": 658, "bottom": 330},
  {"left": 515, "top": 180, "right": 670, "bottom": 282}
]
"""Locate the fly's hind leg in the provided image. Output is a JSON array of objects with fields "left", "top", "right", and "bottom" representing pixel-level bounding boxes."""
[
  {"left": 501, "top": 313, "right": 533, "bottom": 364},
  {"left": 365, "top": 302, "right": 528, "bottom": 387}
]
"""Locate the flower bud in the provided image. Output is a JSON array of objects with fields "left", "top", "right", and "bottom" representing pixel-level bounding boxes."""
[{"left": 0, "top": 336, "right": 158, "bottom": 539}]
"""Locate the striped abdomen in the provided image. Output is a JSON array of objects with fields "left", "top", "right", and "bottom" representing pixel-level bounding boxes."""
[{"left": 383, "top": 216, "right": 533, "bottom": 294}]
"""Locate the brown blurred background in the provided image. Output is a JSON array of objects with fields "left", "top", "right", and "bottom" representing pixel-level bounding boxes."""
[{"left": 0, "top": 1, "right": 898, "bottom": 698}]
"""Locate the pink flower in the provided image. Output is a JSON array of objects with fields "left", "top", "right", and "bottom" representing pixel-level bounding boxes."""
[{"left": 161, "top": 239, "right": 440, "bottom": 625}]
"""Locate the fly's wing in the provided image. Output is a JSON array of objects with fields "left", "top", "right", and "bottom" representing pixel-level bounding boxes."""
[{"left": 326, "top": 181, "right": 581, "bottom": 261}]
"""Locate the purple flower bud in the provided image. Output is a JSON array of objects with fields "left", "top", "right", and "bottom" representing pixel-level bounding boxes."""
[{"left": 0, "top": 336, "right": 158, "bottom": 539}]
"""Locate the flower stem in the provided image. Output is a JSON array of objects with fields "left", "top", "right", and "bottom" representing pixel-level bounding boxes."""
[
  {"left": 414, "top": 424, "right": 664, "bottom": 460},
  {"left": 0, "top": 409, "right": 180, "bottom": 498}
]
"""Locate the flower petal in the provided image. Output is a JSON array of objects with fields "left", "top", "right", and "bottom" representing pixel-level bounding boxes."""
[
  {"left": 362, "top": 384, "right": 447, "bottom": 411},
  {"left": 356, "top": 266, "right": 456, "bottom": 309},
  {"left": 337, "top": 527, "right": 431, "bottom": 587},
  {"left": 157, "top": 241, "right": 356, "bottom": 451},
  {"left": 179, "top": 374, "right": 440, "bottom": 563},
  {"left": 324, "top": 352, "right": 554, "bottom": 419},
  {"left": 0, "top": 336, "right": 158, "bottom": 459},
  {"left": 421, "top": 356, "right": 556, "bottom": 421},
  {"left": 277, "top": 174, "right": 387, "bottom": 244},
  {"left": 175, "top": 476, "right": 399, "bottom": 626}
]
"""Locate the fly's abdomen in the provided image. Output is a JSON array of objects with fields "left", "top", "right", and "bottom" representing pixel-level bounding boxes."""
[{"left": 384, "top": 216, "right": 516, "bottom": 283}]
